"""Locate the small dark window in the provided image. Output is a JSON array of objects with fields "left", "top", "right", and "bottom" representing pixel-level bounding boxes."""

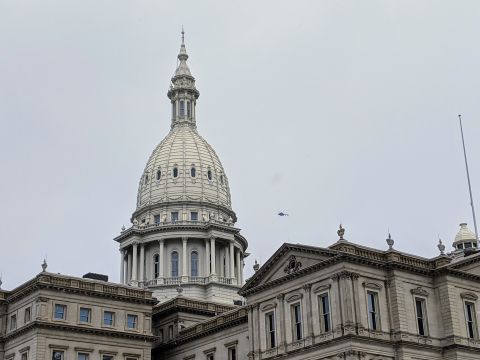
[
  {"left": 319, "top": 293, "right": 331, "bottom": 332},
  {"left": 228, "top": 347, "right": 237, "bottom": 360},
  {"left": 191, "top": 251, "right": 199, "bottom": 277},
  {"left": 187, "top": 101, "right": 191, "bottom": 118},
  {"left": 79, "top": 307, "right": 91, "bottom": 323},
  {"left": 292, "top": 303, "right": 303, "bottom": 340},
  {"left": 169, "top": 324, "right": 174, "bottom": 339},
  {"left": 127, "top": 314, "right": 138, "bottom": 329},
  {"left": 207, "top": 169, "right": 212, "bottom": 180},
  {"left": 54, "top": 304, "right": 66, "bottom": 320},
  {"left": 156, "top": 170, "right": 161, "bottom": 180},
  {"left": 367, "top": 291, "right": 380, "bottom": 330},
  {"left": 171, "top": 252, "right": 179, "bottom": 277},
  {"left": 465, "top": 242, "right": 473, "bottom": 249},
  {"left": 458, "top": 243, "right": 464, "bottom": 249},
  {"left": 154, "top": 214, "right": 160, "bottom": 224},
  {"left": 52, "top": 351, "right": 64, "bottom": 360},
  {"left": 103, "top": 311, "right": 114, "bottom": 326},
  {"left": 154, "top": 254, "right": 160, "bottom": 278},
  {"left": 179, "top": 100, "right": 185, "bottom": 116},
  {"left": 266, "top": 312, "right": 276, "bottom": 348},
  {"left": 173, "top": 167, "right": 178, "bottom": 178},
  {"left": 465, "top": 302, "right": 477, "bottom": 339},
  {"left": 172, "top": 102, "right": 176, "bottom": 117},
  {"left": 171, "top": 212, "right": 179, "bottom": 222},
  {"left": 144, "top": 174, "right": 149, "bottom": 184},
  {"left": 191, "top": 211, "right": 198, "bottom": 221},
  {"left": 10, "top": 314, "right": 16, "bottom": 330},
  {"left": 220, "top": 175, "right": 224, "bottom": 185},
  {"left": 191, "top": 167, "right": 196, "bottom": 177},
  {"left": 415, "top": 298, "right": 427, "bottom": 336},
  {"left": 24, "top": 307, "right": 31, "bottom": 323}
]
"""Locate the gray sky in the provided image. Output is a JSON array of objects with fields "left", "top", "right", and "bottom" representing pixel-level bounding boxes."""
[{"left": 1, "top": 1, "right": 480, "bottom": 289}]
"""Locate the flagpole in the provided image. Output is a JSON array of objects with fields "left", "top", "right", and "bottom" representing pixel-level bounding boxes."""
[{"left": 459, "top": 114, "right": 479, "bottom": 241}]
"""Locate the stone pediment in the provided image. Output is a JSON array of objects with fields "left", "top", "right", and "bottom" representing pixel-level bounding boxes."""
[{"left": 240, "top": 244, "right": 337, "bottom": 295}]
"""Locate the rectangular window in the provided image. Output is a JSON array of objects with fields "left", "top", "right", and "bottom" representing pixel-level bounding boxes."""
[
  {"left": 179, "top": 100, "right": 185, "bottom": 116},
  {"left": 127, "top": 314, "right": 138, "bottom": 329},
  {"left": 367, "top": 291, "right": 380, "bottom": 330},
  {"left": 415, "top": 298, "right": 428, "bottom": 336},
  {"left": 154, "top": 214, "right": 160, "bottom": 224},
  {"left": 24, "top": 307, "right": 31, "bottom": 323},
  {"left": 291, "top": 303, "right": 303, "bottom": 341},
  {"left": 191, "top": 211, "right": 198, "bottom": 221},
  {"left": 319, "top": 293, "right": 331, "bottom": 332},
  {"left": 102, "top": 356, "right": 114, "bottom": 360},
  {"left": 78, "top": 353, "right": 89, "bottom": 360},
  {"left": 54, "top": 304, "right": 66, "bottom": 320},
  {"left": 79, "top": 307, "right": 91, "bottom": 323},
  {"left": 21, "top": 353, "right": 28, "bottom": 360},
  {"left": 171, "top": 211, "right": 179, "bottom": 222},
  {"left": 465, "top": 301, "right": 477, "bottom": 339},
  {"left": 206, "top": 355, "right": 214, "bottom": 360},
  {"left": 10, "top": 315, "right": 17, "bottom": 330},
  {"left": 228, "top": 347, "right": 237, "bottom": 360},
  {"left": 103, "top": 311, "right": 115, "bottom": 326},
  {"left": 266, "top": 312, "right": 276, "bottom": 348},
  {"left": 52, "top": 351, "right": 64, "bottom": 360}
]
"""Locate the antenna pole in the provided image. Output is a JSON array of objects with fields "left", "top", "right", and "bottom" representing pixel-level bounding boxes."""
[{"left": 459, "top": 114, "right": 479, "bottom": 241}]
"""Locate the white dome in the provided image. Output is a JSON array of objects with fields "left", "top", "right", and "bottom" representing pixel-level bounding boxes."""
[
  {"left": 454, "top": 223, "right": 476, "bottom": 243},
  {"left": 136, "top": 124, "right": 232, "bottom": 212}
]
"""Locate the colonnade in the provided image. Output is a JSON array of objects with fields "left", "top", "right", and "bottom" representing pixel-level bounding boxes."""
[{"left": 120, "top": 236, "right": 244, "bottom": 286}]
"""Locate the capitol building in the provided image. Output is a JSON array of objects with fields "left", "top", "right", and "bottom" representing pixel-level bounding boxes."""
[{"left": 2, "top": 34, "right": 480, "bottom": 360}]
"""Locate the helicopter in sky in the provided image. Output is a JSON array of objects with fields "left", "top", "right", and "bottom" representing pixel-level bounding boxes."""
[{"left": 277, "top": 211, "right": 289, "bottom": 217}]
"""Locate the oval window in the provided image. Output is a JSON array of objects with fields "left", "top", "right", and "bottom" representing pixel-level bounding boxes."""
[
  {"left": 207, "top": 170, "right": 212, "bottom": 181},
  {"left": 191, "top": 167, "right": 196, "bottom": 177},
  {"left": 156, "top": 170, "right": 161, "bottom": 181},
  {"left": 173, "top": 167, "right": 178, "bottom": 178}
]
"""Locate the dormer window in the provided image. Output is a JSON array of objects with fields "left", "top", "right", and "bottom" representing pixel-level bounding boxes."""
[
  {"left": 173, "top": 167, "right": 178, "bottom": 178},
  {"left": 207, "top": 169, "right": 212, "bottom": 181},
  {"left": 179, "top": 100, "right": 185, "bottom": 116},
  {"left": 191, "top": 167, "right": 196, "bottom": 177},
  {"left": 156, "top": 169, "right": 162, "bottom": 181}
]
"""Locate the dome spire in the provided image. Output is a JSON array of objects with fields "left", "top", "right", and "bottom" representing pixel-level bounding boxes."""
[{"left": 168, "top": 28, "right": 200, "bottom": 128}]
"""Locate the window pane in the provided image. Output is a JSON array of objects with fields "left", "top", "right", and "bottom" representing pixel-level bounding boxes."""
[
  {"left": 173, "top": 167, "right": 178, "bottom": 178},
  {"left": 191, "top": 211, "right": 198, "bottom": 221},
  {"left": 172, "top": 252, "right": 179, "bottom": 277},
  {"left": 127, "top": 314, "right": 138, "bottom": 329},
  {"left": 54, "top": 305, "right": 65, "bottom": 320},
  {"left": 191, "top": 251, "right": 198, "bottom": 277},
  {"left": 171, "top": 212, "right": 179, "bottom": 222},
  {"left": 191, "top": 167, "right": 196, "bottom": 177},
  {"left": 104, "top": 311, "right": 114, "bottom": 326},
  {"left": 154, "top": 254, "right": 160, "bottom": 278},
  {"left": 80, "top": 308, "right": 90, "bottom": 322},
  {"left": 78, "top": 353, "right": 89, "bottom": 360},
  {"left": 52, "top": 351, "right": 64, "bottom": 360}
]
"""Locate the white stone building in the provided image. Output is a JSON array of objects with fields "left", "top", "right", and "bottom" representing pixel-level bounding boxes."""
[{"left": 2, "top": 33, "right": 480, "bottom": 360}]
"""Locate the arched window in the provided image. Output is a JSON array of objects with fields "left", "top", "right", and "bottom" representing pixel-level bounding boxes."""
[
  {"left": 191, "top": 251, "right": 199, "bottom": 277},
  {"left": 173, "top": 167, "right": 178, "bottom": 178},
  {"left": 171, "top": 252, "right": 179, "bottom": 277},
  {"left": 179, "top": 100, "right": 185, "bottom": 116},
  {"left": 191, "top": 167, "right": 196, "bottom": 177},
  {"left": 187, "top": 101, "right": 192, "bottom": 118},
  {"left": 156, "top": 169, "right": 161, "bottom": 181},
  {"left": 154, "top": 254, "right": 160, "bottom": 278},
  {"left": 207, "top": 169, "right": 212, "bottom": 181}
]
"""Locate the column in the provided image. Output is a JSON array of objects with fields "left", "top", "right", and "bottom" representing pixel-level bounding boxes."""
[
  {"left": 205, "top": 239, "right": 210, "bottom": 276},
  {"left": 182, "top": 237, "right": 188, "bottom": 281},
  {"left": 303, "top": 283, "right": 314, "bottom": 344},
  {"left": 159, "top": 240, "right": 165, "bottom": 278},
  {"left": 120, "top": 249, "right": 125, "bottom": 284},
  {"left": 132, "top": 242, "right": 138, "bottom": 283},
  {"left": 127, "top": 251, "right": 132, "bottom": 282},
  {"left": 229, "top": 242, "right": 235, "bottom": 280},
  {"left": 276, "top": 294, "right": 286, "bottom": 352},
  {"left": 210, "top": 237, "right": 216, "bottom": 275},
  {"left": 139, "top": 244, "right": 145, "bottom": 282},
  {"left": 236, "top": 248, "right": 241, "bottom": 285},
  {"left": 123, "top": 250, "right": 128, "bottom": 284}
]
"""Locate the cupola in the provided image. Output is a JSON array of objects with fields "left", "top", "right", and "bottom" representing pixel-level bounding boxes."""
[{"left": 453, "top": 223, "right": 478, "bottom": 251}]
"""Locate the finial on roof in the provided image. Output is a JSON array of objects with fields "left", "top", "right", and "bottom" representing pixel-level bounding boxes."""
[
  {"left": 386, "top": 232, "right": 394, "bottom": 250},
  {"left": 181, "top": 25, "right": 185, "bottom": 45},
  {"left": 41, "top": 258, "right": 48, "bottom": 272},
  {"left": 253, "top": 259, "right": 260, "bottom": 272},
  {"left": 337, "top": 224, "right": 346, "bottom": 241},
  {"left": 438, "top": 237, "right": 445, "bottom": 255},
  {"left": 121, "top": 225, "right": 126, "bottom": 233},
  {"left": 178, "top": 26, "right": 188, "bottom": 62}
]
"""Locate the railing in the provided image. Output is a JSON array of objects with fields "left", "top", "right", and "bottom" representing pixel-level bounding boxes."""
[
  {"left": 139, "top": 276, "right": 237, "bottom": 287},
  {"left": 164, "top": 277, "right": 181, "bottom": 285},
  {"left": 122, "top": 219, "right": 236, "bottom": 234}
]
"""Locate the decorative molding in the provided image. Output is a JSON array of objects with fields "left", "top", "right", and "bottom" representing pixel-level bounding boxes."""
[
  {"left": 331, "top": 270, "right": 360, "bottom": 280},
  {"left": 261, "top": 303, "right": 277, "bottom": 311},
  {"left": 203, "top": 347, "right": 216, "bottom": 355},
  {"left": 461, "top": 292, "right": 479, "bottom": 301},
  {"left": 123, "top": 353, "right": 141, "bottom": 358},
  {"left": 224, "top": 340, "right": 239, "bottom": 348},
  {"left": 362, "top": 281, "right": 383, "bottom": 290},
  {"left": 284, "top": 255, "right": 302, "bottom": 274},
  {"left": 183, "top": 355, "right": 195, "bottom": 360},
  {"left": 276, "top": 293, "right": 285, "bottom": 301},
  {"left": 74, "top": 347, "right": 93, "bottom": 353},
  {"left": 410, "top": 287, "right": 429, "bottom": 297},
  {"left": 302, "top": 283, "right": 312, "bottom": 292},
  {"left": 48, "top": 345, "right": 69, "bottom": 350},
  {"left": 285, "top": 293, "right": 303, "bottom": 303},
  {"left": 313, "top": 284, "right": 332, "bottom": 293}
]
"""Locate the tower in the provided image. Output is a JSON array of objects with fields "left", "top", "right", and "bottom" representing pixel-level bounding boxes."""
[{"left": 114, "top": 32, "right": 247, "bottom": 304}]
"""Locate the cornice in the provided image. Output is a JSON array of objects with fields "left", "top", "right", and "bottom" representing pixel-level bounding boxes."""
[
  {"left": 4, "top": 320, "right": 156, "bottom": 342},
  {"left": 153, "top": 297, "right": 235, "bottom": 317}
]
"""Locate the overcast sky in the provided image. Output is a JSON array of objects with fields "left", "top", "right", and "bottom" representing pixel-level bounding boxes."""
[{"left": 1, "top": 1, "right": 480, "bottom": 289}]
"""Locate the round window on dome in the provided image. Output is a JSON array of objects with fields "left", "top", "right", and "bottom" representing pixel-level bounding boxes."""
[
  {"left": 191, "top": 167, "right": 196, "bottom": 178},
  {"left": 173, "top": 167, "right": 179, "bottom": 178},
  {"left": 156, "top": 169, "right": 161, "bottom": 181},
  {"left": 207, "top": 169, "right": 212, "bottom": 181}
]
